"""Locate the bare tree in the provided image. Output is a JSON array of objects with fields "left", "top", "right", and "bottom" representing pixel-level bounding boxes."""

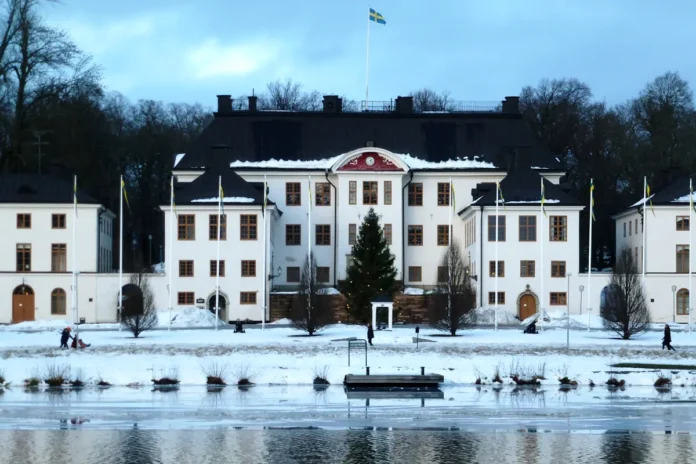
[
  {"left": 260, "top": 79, "right": 321, "bottom": 111},
  {"left": 411, "top": 88, "right": 452, "bottom": 112},
  {"left": 602, "top": 248, "right": 651, "bottom": 339},
  {"left": 427, "top": 239, "right": 476, "bottom": 335},
  {"left": 121, "top": 271, "right": 158, "bottom": 337},
  {"left": 290, "top": 252, "right": 332, "bottom": 335}
]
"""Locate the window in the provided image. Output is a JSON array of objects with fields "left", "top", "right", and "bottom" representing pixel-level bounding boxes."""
[
  {"left": 635, "top": 247, "right": 638, "bottom": 266},
  {"left": 51, "top": 244, "right": 67, "bottom": 272},
  {"left": 635, "top": 219, "right": 638, "bottom": 234},
  {"left": 287, "top": 267, "right": 300, "bottom": 283},
  {"left": 363, "top": 181, "right": 378, "bottom": 205},
  {"left": 408, "top": 266, "right": 422, "bottom": 282},
  {"left": 550, "top": 216, "right": 567, "bottom": 241},
  {"left": 489, "top": 261, "right": 504, "bottom": 277},
  {"left": 241, "top": 260, "right": 256, "bottom": 277},
  {"left": 51, "top": 289, "right": 67, "bottom": 315},
  {"left": 623, "top": 222, "right": 626, "bottom": 238},
  {"left": 209, "top": 214, "right": 227, "bottom": 240},
  {"left": 519, "top": 216, "right": 536, "bottom": 242},
  {"left": 384, "top": 181, "right": 392, "bottom": 205},
  {"left": 286, "top": 182, "right": 301, "bottom": 206},
  {"left": 317, "top": 267, "right": 330, "bottom": 283},
  {"left": 384, "top": 224, "right": 392, "bottom": 245},
  {"left": 677, "top": 289, "right": 690, "bottom": 315},
  {"left": 286, "top": 224, "right": 301, "bottom": 246},
  {"left": 677, "top": 245, "right": 690, "bottom": 273},
  {"left": 210, "top": 260, "right": 225, "bottom": 277},
  {"left": 408, "top": 225, "right": 423, "bottom": 246},
  {"left": 629, "top": 220, "right": 632, "bottom": 236},
  {"left": 316, "top": 225, "right": 331, "bottom": 245},
  {"left": 179, "top": 260, "right": 194, "bottom": 277},
  {"left": 240, "top": 292, "right": 257, "bottom": 305},
  {"left": 52, "top": 214, "right": 66, "bottom": 229},
  {"left": 349, "top": 224, "right": 356, "bottom": 245},
  {"left": 316, "top": 182, "right": 331, "bottom": 206},
  {"left": 437, "top": 183, "right": 450, "bottom": 206},
  {"left": 520, "top": 260, "right": 535, "bottom": 277},
  {"left": 437, "top": 225, "right": 450, "bottom": 246},
  {"left": 178, "top": 292, "right": 194, "bottom": 305},
  {"left": 408, "top": 183, "right": 423, "bottom": 206},
  {"left": 16, "top": 244, "right": 31, "bottom": 271},
  {"left": 349, "top": 181, "right": 357, "bottom": 205},
  {"left": 677, "top": 216, "right": 690, "bottom": 231},
  {"left": 551, "top": 261, "right": 566, "bottom": 278},
  {"left": 240, "top": 215, "right": 257, "bottom": 240},
  {"left": 178, "top": 215, "right": 195, "bottom": 240},
  {"left": 550, "top": 292, "right": 567, "bottom": 305},
  {"left": 16, "top": 214, "right": 31, "bottom": 229},
  {"left": 488, "top": 292, "right": 505, "bottom": 305},
  {"left": 488, "top": 216, "right": 506, "bottom": 242},
  {"left": 437, "top": 266, "right": 448, "bottom": 282}
]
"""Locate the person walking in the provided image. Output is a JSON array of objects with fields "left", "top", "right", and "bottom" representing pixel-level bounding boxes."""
[
  {"left": 367, "top": 323, "right": 374, "bottom": 346},
  {"left": 662, "top": 324, "right": 675, "bottom": 351},
  {"left": 60, "top": 327, "right": 71, "bottom": 349}
]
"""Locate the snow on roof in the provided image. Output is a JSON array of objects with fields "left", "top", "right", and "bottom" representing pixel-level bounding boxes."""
[
  {"left": 470, "top": 196, "right": 483, "bottom": 204},
  {"left": 174, "top": 153, "right": 185, "bottom": 168},
  {"left": 191, "top": 197, "right": 255, "bottom": 203},
  {"left": 229, "top": 152, "right": 495, "bottom": 171},
  {"left": 506, "top": 199, "right": 560, "bottom": 204},
  {"left": 672, "top": 192, "right": 696, "bottom": 203},
  {"left": 631, "top": 194, "right": 655, "bottom": 207}
]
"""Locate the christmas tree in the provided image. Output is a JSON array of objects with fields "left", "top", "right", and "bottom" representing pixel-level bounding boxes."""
[{"left": 344, "top": 208, "right": 397, "bottom": 321}]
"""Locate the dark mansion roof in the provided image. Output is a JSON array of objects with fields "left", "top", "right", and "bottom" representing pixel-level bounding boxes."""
[
  {"left": 0, "top": 173, "right": 100, "bottom": 205},
  {"left": 459, "top": 170, "right": 581, "bottom": 214},
  {"left": 174, "top": 95, "right": 562, "bottom": 172},
  {"left": 640, "top": 175, "right": 695, "bottom": 206},
  {"left": 171, "top": 167, "right": 275, "bottom": 208}
]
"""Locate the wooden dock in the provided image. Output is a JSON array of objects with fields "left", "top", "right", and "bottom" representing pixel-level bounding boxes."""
[
  {"left": 343, "top": 374, "right": 444, "bottom": 388},
  {"left": 345, "top": 390, "right": 444, "bottom": 400}
]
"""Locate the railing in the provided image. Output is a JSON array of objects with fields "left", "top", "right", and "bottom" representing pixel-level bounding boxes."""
[
  {"left": 361, "top": 100, "right": 394, "bottom": 112},
  {"left": 359, "top": 100, "right": 502, "bottom": 113}
]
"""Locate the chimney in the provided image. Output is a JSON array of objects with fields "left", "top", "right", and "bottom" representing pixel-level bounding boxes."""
[
  {"left": 502, "top": 96, "right": 520, "bottom": 114},
  {"left": 395, "top": 96, "right": 414, "bottom": 113},
  {"left": 216, "top": 95, "right": 232, "bottom": 114},
  {"left": 322, "top": 95, "right": 343, "bottom": 113},
  {"left": 248, "top": 95, "right": 258, "bottom": 112}
]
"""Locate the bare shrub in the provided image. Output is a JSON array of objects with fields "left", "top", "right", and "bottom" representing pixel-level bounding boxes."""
[
  {"left": 508, "top": 358, "right": 546, "bottom": 385},
  {"left": 70, "top": 368, "right": 85, "bottom": 387},
  {"left": 152, "top": 366, "right": 180, "bottom": 386},
  {"left": 492, "top": 362, "right": 503, "bottom": 384},
  {"left": 121, "top": 272, "right": 158, "bottom": 338},
  {"left": 655, "top": 372, "right": 672, "bottom": 389},
  {"left": 44, "top": 363, "right": 70, "bottom": 387},
  {"left": 473, "top": 366, "right": 484, "bottom": 385},
  {"left": 202, "top": 361, "right": 228, "bottom": 386},
  {"left": 234, "top": 364, "right": 255, "bottom": 386},
  {"left": 290, "top": 253, "right": 332, "bottom": 335},
  {"left": 313, "top": 365, "right": 330, "bottom": 385},
  {"left": 24, "top": 367, "right": 40, "bottom": 388},
  {"left": 0, "top": 368, "right": 5, "bottom": 385},
  {"left": 555, "top": 364, "right": 578, "bottom": 386},
  {"left": 606, "top": 377, "right": 626, "bottom": 387}
]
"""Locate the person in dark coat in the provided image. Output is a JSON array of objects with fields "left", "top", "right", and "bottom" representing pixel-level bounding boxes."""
[
  {"left": 367, "top": 323, "right": 374, "bottom": 346},
  {"left": 662, "top": 324, "right": 675, "bottom": 351},
  {"left": 60, "top": 327, "right": 71, "bottom": 349}
]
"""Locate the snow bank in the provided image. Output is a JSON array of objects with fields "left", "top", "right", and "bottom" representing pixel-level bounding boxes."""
[
  {"left": 672, "top": 192, "right": 696, "bottom": 203},
  {"left": 506, "top": 199, "right": 560, "bottom": 204},
  {"left": 173, "top": 153, "right": 185, "bottom": 168},
  {"left": 191, "top": 197, "right": 255, "bottom": 203},
  {"left": 318, "top": 287, "right": 341, "bottom": 295},
  {"left": 269, "top": 318, "right": 292, "bottom": 325},
  {"left": 403, "top": 287, "right": 427, "bottom": 295},
  {"left": 152, "top": 262, "right": 165, "bottom": 273},
  {"left": 162, "top": 308, "right": 226, "bottom": 328},
  {"left": 230, "top": 156, "right": 341, "bottom": 170},
  {"left": 470, "top": 307, "right": 518, "bottom": 325},
  {"left": 400, "top": 154, "right": 494, "bottom": 170}
]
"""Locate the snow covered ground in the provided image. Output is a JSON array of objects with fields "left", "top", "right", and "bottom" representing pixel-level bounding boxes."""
[{"left": 2, "top": 318, "right": 696, "bottom": 388}]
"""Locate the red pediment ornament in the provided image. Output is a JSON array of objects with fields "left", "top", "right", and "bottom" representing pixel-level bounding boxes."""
[{"left": 337, "top": 152, "right": 404, "bottom": 171}]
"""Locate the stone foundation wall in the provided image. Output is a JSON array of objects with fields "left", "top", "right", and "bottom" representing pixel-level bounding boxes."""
[
  {"left": 393, "top": 295, "right": 428, "bottom": 323},
  {"left": 269, "top": 293, "right": 349, "bottom": 322}
]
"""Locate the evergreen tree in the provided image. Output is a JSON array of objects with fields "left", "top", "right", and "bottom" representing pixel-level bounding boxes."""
[{"left": 344, "top": 208, "right": 397, "bottom": 321}]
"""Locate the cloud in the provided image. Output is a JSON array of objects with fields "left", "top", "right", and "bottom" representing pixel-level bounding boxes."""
[{"left": 186, "top": 38, "right": 283, "bottom": 79}]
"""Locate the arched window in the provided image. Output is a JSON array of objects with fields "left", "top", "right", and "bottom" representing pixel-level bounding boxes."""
[
  {"left": 677, "top": 288, "right": 690, "bottom": 316},
  {"left": 51, "top": 288, "right": 66, "bottom": 315}
]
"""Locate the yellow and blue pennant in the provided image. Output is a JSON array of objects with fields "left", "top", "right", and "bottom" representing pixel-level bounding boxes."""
[{"left": 369, "top": 8, "right": 386, "bottom": 25}]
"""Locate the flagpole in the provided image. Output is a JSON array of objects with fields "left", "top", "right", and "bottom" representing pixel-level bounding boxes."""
[
  {"left": 168, "top": 176, "right": 174, "bottom": 331},
  {"left": 307, "top": 176, "right": 311, "bottom": 264},
  {"left": 642, "top": 176, "right": 647, "bottom": 282},
  {"left": 365, "top": 7, "right": 371, "bottom": 108},
  {"left": 215, "top": 175, "right": 221, "bottom": 331},
  {"left": 540, "top": 177, "right": 544, "bottom": 325},
  {"left": 587, "top": 178, "right": 593, "bottom": 332},
  {"left": 262, "top": 174, "right": 267, "bottom": 330},
  {"left": 72, "top": 175, "right": 78, "bottom": 342},
  {"left": 495, "top": 180, "right": 499, "bottom": 331},
  {"left": 690, "top": 178, "right": 693, "bottom": 334},
  {"left": 118, "top": 175, "right": 123, "bottom": 332},
  {"left": 448, "top": 178, "right": 453, "bottom": 320}
]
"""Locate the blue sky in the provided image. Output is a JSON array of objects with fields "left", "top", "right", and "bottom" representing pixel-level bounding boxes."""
[{"left": 44, "top": 0, "right": 696, "bottom": 108}]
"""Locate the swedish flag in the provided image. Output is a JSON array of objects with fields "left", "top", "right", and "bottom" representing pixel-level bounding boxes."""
[{"left": 369, "top": 8, "right": 386, "bottom": 24}]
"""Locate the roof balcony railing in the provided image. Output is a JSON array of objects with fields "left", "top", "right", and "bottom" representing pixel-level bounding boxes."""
[{"left": 359, "top": 100, "right": 502, "bottom": 113}]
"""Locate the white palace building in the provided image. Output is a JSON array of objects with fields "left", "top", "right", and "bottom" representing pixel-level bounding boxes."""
[{"left": 0, "top": 94, "right": 692, "bottom": 325}]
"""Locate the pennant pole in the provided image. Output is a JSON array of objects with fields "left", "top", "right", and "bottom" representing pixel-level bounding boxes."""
[
  {"left": 495, "top": 180, "right": 499, "bottom": 331},
  {"left": 168, "top": 176, "right": 174, "bottom": 331},
  {"left": 307, "top": 175, "right": 312, "bottom": 265},
  {"left": 642, "top": 176, "right": 647, "bottom": 282},
  {"left": 365, "top": 7, "right": 371, "bottom": 108},
  {"left": 262, "top": 174, "right": 267, "bottom": 330},
  {"left": 587, "top": 179, "right": 593, "bottom": 332},
  {"left": 540, "top": 177, "right": 545, "bottom": 326},
  {"left": 690, "top": 178, "right": 693, "bottom": 334},
  {"left": 118, "top": 175, "right": 123, "bottom": 332},
  {"left": 215, "top": 175, "right": 221, "bottom": 331},
  {"left": 72, "top": 175, "right": 78, "bottom": 343}
]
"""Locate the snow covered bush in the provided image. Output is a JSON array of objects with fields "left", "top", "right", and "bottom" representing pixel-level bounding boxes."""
[
  {"left": 121, "top": 272, "right": 158, "bottom": 338},
  {"left": 654, "top": 372, "right": 672, "bottom": 389}
]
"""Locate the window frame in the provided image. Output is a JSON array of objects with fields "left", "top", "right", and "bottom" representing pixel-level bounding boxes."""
[
  {"left": 519, "top": 215, "right": 537, "bottom": 242},
  {"left": 177, "top": 292, "right": 194, "bottom": 305},
  {"left": 677, "top": 288, "right": 690, "bottom": 315},
  {"left": 287, "top": 266, "right": 300, "bottom": 283},
  {"left": 437, "top": 266, "right": 449, "bottom": 282},
  {"left": 437, "top": 182, "right": 450, "bottom": 206},
  {"left": 550, "top": 292, "right": 567, "bottom": 306},
  {"left": 677, "top": 216, "right": 690, "bottom": 231},
  {"left": 51, "top": 288, "right": 67, "bottom": 315},
  {"left": 384, "top": 181, "right": 392, "bottom": 205},
  {"left": 16, "top": 213, "right": 31, "bottom": 229},
  {"left": 179, "top": 260, "right": 194, "bottom": 277},
  {"left": 488, "top": 215, "right": 506, "bottom": 242},
  {"left": 240, "top": 214, "right": 258, "bottom": 240},
  {"left": 408, "top": 266, "right": 422, "bottom": 282},
  {"left": 241, "top": 260, "right": 256, "bottom": 277},
  {"left": 520, "top": 260, "right": 535, "bottom": 278},
  {"left": 208, "top": 214, "right": 227, "bottom": 240},
  {"left": 348, "top": 224, "right": 356, "bottom": 245},
  {"left": 349, "top": 181, "right": 357, "bottom": 205},
  {"left": 16, "top": 243, "right": 31, "bottom": 272},
  {"left": 551, "top": 261, "right": 566, "bottom": 278},
  {"left": 286, "top": 224, "right": 301, "bottom": 246},
  {"left": 408, "top": 183, "right": 423, "bottom": 206},
  {"left": 437, "top": 224, "right": 450, "bottom": 246},
  {"left": 677, "top": 245, "right": 690, "bottom": 273},
  {"left": 286, "top": 182, "right": 301, "bottom": 206},
  {"left": 240, "top": 292, "right": 257, "bottom": 305},
  {"left": 489, "top": 260, "right": 504, "bottom": 277},
  {"left": 315, "top": 182, "right": 331, "bottom": 206},
  {"left": 315, "top": 224, "right": 331, "bottom": 246},
  {"left": 362, "top": 181, "right": 378, "bottom": 205},
  {"left": 488, "top": 292, "right": 505, "bottom": 305},
  {"left": 549, "top": 215, "right": 568, "bottom": 242},
  {"left": 408, "top": 225, "right": 423, "bottom": 246},
  {"left": 316, "top": 267, "right": 330, "bottom": 283},
  {"left": 51, "top": 243, "right": 67, "bottom": 272},
  {"left": 178, "top": 215, "right": 195, "bottom": 240},
  {"left": 384, "top": 224, "right": 392, "bottom": 245},
  {"left": 52, "top": 214, "right": 66, "bottom": 229},
  {"left": 210, "top": 260, "right": 225, "bottom": 277}
]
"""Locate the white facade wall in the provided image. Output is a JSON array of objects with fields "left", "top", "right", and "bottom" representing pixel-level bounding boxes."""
[{"left": 162, "top": 204, "right": 273, "bottom": 321}]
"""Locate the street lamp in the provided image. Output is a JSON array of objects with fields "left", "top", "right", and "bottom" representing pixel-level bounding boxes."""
[
  {"left": 148, "top": 235, "right": 153, "bottom": 267},
  {"left": 579, "top": 285, "right": 585, "bottom": 316},
  {"left": 672, "top": 285, "right": 677, "bottom": 322},
  {"left": 566, "top": 273, "right": 572, "bottom": 351}
]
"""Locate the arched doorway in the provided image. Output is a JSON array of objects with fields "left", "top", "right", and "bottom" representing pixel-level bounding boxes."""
[
  {"left": 208, "top": 294, "right": 228, "bottom": 322},
  {"left": 12, "top": 284, "right": 35, "bottom": 323},
  {"left": 518, "top": 293, "right": 537, "bottom": 320}
]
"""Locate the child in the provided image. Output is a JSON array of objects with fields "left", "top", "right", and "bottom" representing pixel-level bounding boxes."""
[{"left": 60, "top": 327, "right": 71, "bottom": 349}]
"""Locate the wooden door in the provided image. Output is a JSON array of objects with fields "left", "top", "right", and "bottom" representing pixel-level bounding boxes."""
[
  {"left": 519, "top": 294, "right": 536, "bottom": 320},
  {"left": 12, "top": 293, "right": 34, "bottom": 323}
]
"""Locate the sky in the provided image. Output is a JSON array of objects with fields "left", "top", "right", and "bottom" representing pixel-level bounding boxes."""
[{"left": 42, "top": 0, "right": 696, "bottom": 109}]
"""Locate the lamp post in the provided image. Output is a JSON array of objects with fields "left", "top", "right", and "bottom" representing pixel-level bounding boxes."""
[
  {"left": 579, "top": 285, "right": 585, "bottom": 316},
  {"left": 566, "top": 273, "right": 572, "bottom": 351},
  {"left": 148, "top": 235, "right": 153, "bottom": 268},
  {"left": 672, "top": 285, "right": 677, "bottom": 322}
]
